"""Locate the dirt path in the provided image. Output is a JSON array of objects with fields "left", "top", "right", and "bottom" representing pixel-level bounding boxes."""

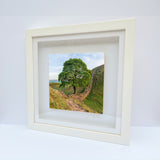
[
  {"left": 50, "top": 88, "right": 87, "bottom": 112},
  {"left": 66, "top": 99, "right": 86, "bottom": 112}
]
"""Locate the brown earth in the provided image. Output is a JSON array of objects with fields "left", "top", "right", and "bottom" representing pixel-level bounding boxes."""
[{"left": 66, "top": 99, "right": 87, "bottom": 112}]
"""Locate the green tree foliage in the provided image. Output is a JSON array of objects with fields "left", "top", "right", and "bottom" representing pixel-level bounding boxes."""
[{"left": 58, "top": 58, "right": 92, "bottom": 94}]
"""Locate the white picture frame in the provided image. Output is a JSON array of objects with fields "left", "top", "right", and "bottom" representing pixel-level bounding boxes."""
[{"left": 25, "top": 18, "right": 135, "bottom": 145}]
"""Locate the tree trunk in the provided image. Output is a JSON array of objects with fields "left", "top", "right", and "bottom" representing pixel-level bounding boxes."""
[{"left": 73, "top": 86, "right": 77, "bottom": 94}]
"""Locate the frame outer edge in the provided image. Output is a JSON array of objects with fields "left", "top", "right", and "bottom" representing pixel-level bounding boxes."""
[
  {"left": 25, "top": 18, "right": 136, "bottom": 145},
  {"left": 121, "top": 19, "right": 136, "bottom": 145}
]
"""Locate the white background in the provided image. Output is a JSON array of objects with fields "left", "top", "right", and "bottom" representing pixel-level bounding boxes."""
[
  {"left": 0, "top": 0, "right": 160, "bottom": 160},
  {"left": 0, "top": 14, "right": 160, "bottom": 126}
]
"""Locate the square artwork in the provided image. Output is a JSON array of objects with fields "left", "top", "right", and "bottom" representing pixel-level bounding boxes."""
[{"left": 49, "top": 53, "right": 104, "bottom": 114}]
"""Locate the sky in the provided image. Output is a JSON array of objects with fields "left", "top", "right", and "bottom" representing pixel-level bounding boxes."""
[{"left": 49, "top": 52, "right": 104, "bottom": 80}]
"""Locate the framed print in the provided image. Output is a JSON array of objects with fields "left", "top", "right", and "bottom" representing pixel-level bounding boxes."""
[{"left": 25, "top": 18, "right": 135, "bottom": 145}]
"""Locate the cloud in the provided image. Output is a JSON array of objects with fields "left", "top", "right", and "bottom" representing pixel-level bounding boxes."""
[
  {"left": 49, "top": 66, "right": 63, "bottom": 80},
  {"left": 49, "top": 66, "right": 63, "bottom": 72},
  {"left": 49, "top": 72, "right": 59, "bottom": 80},
  {"left": 82, "top": 54, "right": 104, "bottom": 69}
]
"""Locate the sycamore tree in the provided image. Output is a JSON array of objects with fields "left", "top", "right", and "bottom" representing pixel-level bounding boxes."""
[{"left": 58, "top": 58, "right": 92, "bottom": 94}]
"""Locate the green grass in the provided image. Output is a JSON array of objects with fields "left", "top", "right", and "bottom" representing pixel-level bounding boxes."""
[
  {"left": 83, "top": 65, "right": 104, "bottom": 114},
  {"left": 49, "top": 87, "right": 71, "bottom": 110},
  {"left": 49, "top": 82, "right": 85, "bottom": 95}
]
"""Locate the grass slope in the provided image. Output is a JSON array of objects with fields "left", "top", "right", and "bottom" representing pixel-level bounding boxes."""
[
  {"left": 83, "top": 65, "right": 104, "bottom": 114},
  {"left": 49, "top": 87, "right": 71, "bottom": 110}
]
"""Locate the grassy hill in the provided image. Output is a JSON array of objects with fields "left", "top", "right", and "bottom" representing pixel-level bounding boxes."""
[
  {"left": 49, "top": 65, "right": 104, "bottom": 114},
  {"left": 83, "top": 65, "right": 104, "bottom": 113},
  {"left": 49, "top": 87, "right": 71, "bottom": 110}
]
